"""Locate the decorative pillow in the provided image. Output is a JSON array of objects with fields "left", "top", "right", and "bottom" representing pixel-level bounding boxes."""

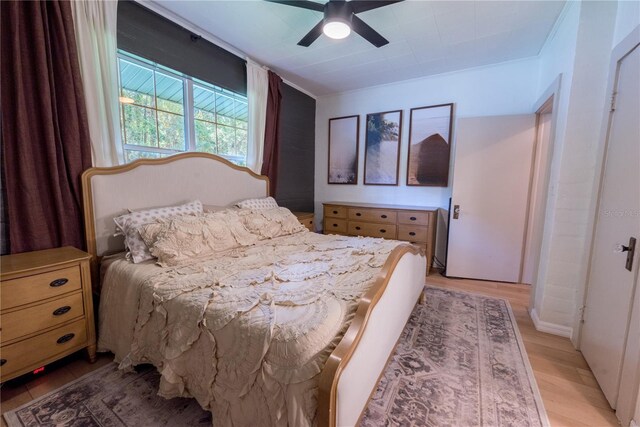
[
  {"left": 203, "top": 204, "right": 236, "bottom": 213},
  {"left": 140, "top": 209, "right": 257, "bottom": 267},
  {"left": 238, "top": 207, "right": 306, "bottom": 240},
  {"left": 235, "top": 196, "right": 279, "bottom": 210},
  {"left": 114, "top": 200, "right": 203, "bottom": 263}
]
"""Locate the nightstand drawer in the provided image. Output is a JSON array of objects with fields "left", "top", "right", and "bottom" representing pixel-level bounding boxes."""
[
  {"left": 324, "top": 205, "right": 347, "bottom": 219},
  {"left": 324, "top": 218, "right": 347, "bottom": 234},
  {"left": 398, "top": 211, "right": 430, "bottom": 226},
  {"left": 300, "top": 218, "right": 314, "bottom": 231},
  {"left": 1, "top": 292, "right": 85, "bottom": 342},
  {"left": 397, "top": 225, "right": 430, "bottom": 243},
  {"left": 1, "top": 266, "right": 82, "bottom": 310},
  {"left": 349, "top": 222, "right": 397, "bottom": 239},
  {"left": 348, "top": 208, "right": 397, "bottom": 224},
  {"left": 0, "top": 319, "right": 87, "bottom": 380}
]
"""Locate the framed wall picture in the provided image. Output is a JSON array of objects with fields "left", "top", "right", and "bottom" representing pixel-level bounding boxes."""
[
  {"left": 407, "top": 103, "right": 453, "bottom": 187},
  {"left": 364, "top": 110, "right": 402, "bottom": 186},
  {"left": 328, "top": 115, "right": 360, "bottom": 184}
]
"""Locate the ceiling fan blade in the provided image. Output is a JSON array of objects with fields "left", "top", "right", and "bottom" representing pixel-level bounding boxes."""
[
  {"left": 349, "top": 0, "right": 404, "bottom": 14},
  {"left": 351, "top": 15, "right": 389, "bottom": 47},
  {"left": 264, "top": 0, "right": 324, "bottom": 12},
  {"left": 298, "top": 19, "right": 325, "bottom": 46}
]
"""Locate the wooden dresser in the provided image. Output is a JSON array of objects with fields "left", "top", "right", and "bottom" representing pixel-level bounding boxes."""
[
  {"left": 0, "top": 247, "right": 96, "bottom": 382},
  {"left": 323, "top": 202, "right": 438, "bottom": 273},
  {"left": 293, "top": 211, "right": 315, "bottom": 232}
]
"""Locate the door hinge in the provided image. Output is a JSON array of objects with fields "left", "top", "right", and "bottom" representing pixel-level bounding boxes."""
[
  {"left": 610, "top": 91, "right": 618, "bottom": 112},
  {"left": 579, "top": 305, "right": 586, "bottom": 323}
]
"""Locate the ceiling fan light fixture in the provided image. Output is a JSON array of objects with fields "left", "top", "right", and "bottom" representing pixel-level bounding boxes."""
[{"left": 323, "top": 20, "right": 351, "bottom": 39}]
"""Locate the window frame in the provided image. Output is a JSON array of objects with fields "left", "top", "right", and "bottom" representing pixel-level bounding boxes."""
[{"left": 117, "top": 51, "right": 248, "bottom": 165}]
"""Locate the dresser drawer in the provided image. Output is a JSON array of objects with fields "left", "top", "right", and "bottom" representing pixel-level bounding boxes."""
[
  {"left": 1, "top": 266, "right": 82, "bottom": 310},
  {"left": 397, "top": 225, "right": 430, "bottom": 243},
  {"left": 0, "top": 319, "right": 87, "bottom": 380},
  {"left": 348, "top": 208, "right": 397, "bottom": 224},
  {"left": 1, "top": 292, "right": 85, "bottom": 342},
  {"left": 324, "top": 218, "right": 347, "bottom": 234},
  {"left": 398, "top": 211, "right": 430, "bottom": 226},
  {"left": 349, "top": 222, "right": 397, "bottom": 239},
  {"left": 300, "top": 218, "right": 314, "bottom": 231},
  {"left": 324, "top": 205, "right": 347, "bottom": 219}
]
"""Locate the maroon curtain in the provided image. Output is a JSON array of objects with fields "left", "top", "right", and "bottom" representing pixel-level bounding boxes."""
[
  {"left": 261, "top": 71, "right": 282, "bottom": 196},
  {"left": 1, "top": 1, "right": 92, "bottom": 254}
]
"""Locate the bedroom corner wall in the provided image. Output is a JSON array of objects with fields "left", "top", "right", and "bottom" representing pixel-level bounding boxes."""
[
  {"left": 531, "top": 0, "right": 622, "bottom": 343},
  {"left": 314, "top": 58, "right": 539, "bottom": 262}
]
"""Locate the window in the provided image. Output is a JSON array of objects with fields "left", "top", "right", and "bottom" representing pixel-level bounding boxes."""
[{"left": 118, "top": 52, "right": 248, "bottom": 165}]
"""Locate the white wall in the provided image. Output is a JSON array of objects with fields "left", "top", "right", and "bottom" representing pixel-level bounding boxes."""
[
  {"left": 613, "top": 0, "right": 640, "bottom": 46},
  {"left": 314, "top": 58, "right": 540, "bottom": 259},
  {"left": 531, "top": 1, "right": 625, "bottom": 343}
]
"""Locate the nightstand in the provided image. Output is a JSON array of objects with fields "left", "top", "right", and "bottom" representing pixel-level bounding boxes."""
[
  {"left": 293, "top": 211, "right": 315, "bottom": 232},
  {"left": 0, "top": 247, "right": 96, "bottom": 382}
]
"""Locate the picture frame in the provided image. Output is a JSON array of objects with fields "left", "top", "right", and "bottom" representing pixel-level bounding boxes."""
[
  {"left": 407, "top": 103, "right": 453, "bottom": 187},
  {"left": 328, "top": 115, "right": 360, "bottom": 184},
  {"left": 364, "top": 110, "right": 402, "bottom": 186}
]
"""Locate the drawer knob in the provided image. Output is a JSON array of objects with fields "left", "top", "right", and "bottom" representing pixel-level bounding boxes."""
[
  {"left": 409, "top": 232, "right": 416, "bottom": 236},
  {"left": 49, "top": 278, "right": 69, "bottom": 287},
  {"left": 356, "top": 212, "right": 362, "bottom": 216},
  {"left": 380, "top": 229, "right": 386, "bottom": 233},
  {"left": 53, "top": 306, "right": 72, "bottom": 316},
  {"left": 355, "top": 226, "right": 361, "bottom": 230},
  {"left": 333, "top": 223, "right": 338, "bottom": 227},
  {"left": 56, "top": 333, "right": 75, "bottom": 344},
  {"left": 410, "top": 216, "right": 417, "bottom": 221},
  {"left": 381, "top": 214, "right": 387, "bottom": 219},
  {"left": 332, "top": 210, "right": 338, "bottom": 214},
  {"left": 0, "top": 359, "right": 6, "bottom": 366}
]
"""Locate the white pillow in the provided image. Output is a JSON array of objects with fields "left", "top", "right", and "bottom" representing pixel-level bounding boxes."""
[
  {"left": 114, "top": 200, "right": 203, "bottom": 263},
  {"left": 235, "top": 196, "right": 279, "bottom": 210}
]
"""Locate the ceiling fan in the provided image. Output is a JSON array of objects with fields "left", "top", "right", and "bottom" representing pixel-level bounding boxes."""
[{"left": 265, "top": 0, "right": 404, "bottom": 47}]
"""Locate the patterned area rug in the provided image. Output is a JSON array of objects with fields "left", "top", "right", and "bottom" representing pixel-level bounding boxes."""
[{"left": 4, "top": 286, "right": 548, "bottom": 427}]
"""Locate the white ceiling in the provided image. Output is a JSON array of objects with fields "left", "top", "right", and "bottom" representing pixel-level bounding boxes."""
[{"left": 155, "top": 0, "right": 567, "bottom": 96}]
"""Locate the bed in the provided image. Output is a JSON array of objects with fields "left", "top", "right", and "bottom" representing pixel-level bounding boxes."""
[{"left": 82, "top": 153, "right": 426, "bottom": 427}]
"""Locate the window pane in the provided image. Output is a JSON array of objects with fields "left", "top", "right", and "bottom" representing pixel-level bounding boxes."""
[
  {"left": 156, "top": 72, "right": 184, "bottom": 114},
  {"left": 216, "top": 93, "right": 235, "bottom": 126},
  {"left": 125, "top": 150, "right": 167, "bottom": 162},
  {"left": 235, "top": 100, "right": 248, "bottom": 125},
  {"left": 216, "top": 125, "right": 235, "bottom": 155},
  {"left": 123, "top": 104, "right": 157, "bottom": 147},
  {"left": 195, "top": 120, "right": 217, "bottom": 153},
  {"left": 235, "top": 129, "right": 248, "bottom": 157},
  {"left": 157, "top": 111, "right": 185, "bottom": 150},
  {"left": 120, "top": 60, "right": 155, "bottom": 107},
  {"left": 194, "top": 85, "right": 215, "bottom": 121}
]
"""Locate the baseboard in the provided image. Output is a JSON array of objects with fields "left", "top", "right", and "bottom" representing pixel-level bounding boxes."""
[{"left": 529, "top": 308, "right": 573, "bottom": 338}]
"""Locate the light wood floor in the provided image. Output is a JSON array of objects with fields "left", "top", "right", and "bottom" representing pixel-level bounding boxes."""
[{"left": 1, "top": 274, "right": 619, "bottom": 427}]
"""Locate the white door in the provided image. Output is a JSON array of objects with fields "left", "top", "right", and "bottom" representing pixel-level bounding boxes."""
[
  {"left": 581, "top": 43, "right": 640, "bottom": 407},
  {"left": 446, "top": 115, "right": 536, "bottom": 282}
]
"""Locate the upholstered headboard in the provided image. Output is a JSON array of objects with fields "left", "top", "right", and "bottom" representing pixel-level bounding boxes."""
[{"left": 82, "top": 153, "right": 269, "bottom": 259}]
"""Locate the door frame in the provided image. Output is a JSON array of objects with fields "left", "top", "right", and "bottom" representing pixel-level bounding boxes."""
[
  {"left": 577, "top": 26, "right": 640, "bottom": 424},
  {"left": 520, "top": 76, "right": 561, "bottom": 288},
  {"left": 525, "top": 76, "right": 562, "bottom": 321}
]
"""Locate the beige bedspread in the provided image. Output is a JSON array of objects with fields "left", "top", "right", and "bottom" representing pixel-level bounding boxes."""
[{"left": 98, "top": 231, "right": 402, "bottom": 427}]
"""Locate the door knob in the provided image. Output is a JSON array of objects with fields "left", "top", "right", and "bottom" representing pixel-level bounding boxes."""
[{"left": 614, "top": 237, "right": 636, "bottom": 272}]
